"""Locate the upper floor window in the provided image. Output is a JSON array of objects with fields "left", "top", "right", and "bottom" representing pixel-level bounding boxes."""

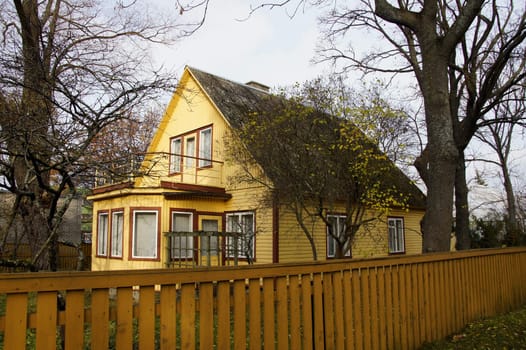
[
  {"left": 170, "top": 137, "right": 182, "bottom": 173},
  {"left": 186, "top": 137, "right": 195, "bottom": 168},
  {"left": 226, "top": 211, "right": 255, "bottom": 260},
  {"left": 169, "top": 126, "right": 213, "bottom": 174},
  {"left": 327, "top": 214, "right": 350, "bottom": 258},
  {"left": 199, "top": 127, "right": 212, "bottom": 167},
  {"left": 388, "top": 217, "right": 405, "bottom": 254}
]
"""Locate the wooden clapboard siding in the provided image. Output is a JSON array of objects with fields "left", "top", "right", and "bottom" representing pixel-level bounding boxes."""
[
  {"left": 278, "top": 204, "right": 424, "bottom": 262},
  {"left": 1, "top": 247, "right": 525, "bottom": 350}
]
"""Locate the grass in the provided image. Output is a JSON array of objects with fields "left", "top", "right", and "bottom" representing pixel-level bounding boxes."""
[{"left": 420, "top": 304, "right": 526, "bottom": 349}]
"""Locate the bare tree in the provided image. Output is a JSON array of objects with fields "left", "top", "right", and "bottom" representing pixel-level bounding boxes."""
[
  {"left": 0, "top": 0, "right": 179, "bottom": 270},
  {"left": 474, "top": 92, "right": 526, "bottom": 245},
  {"left": 312, "top": 0, "right": 526, "bottom": 252}
]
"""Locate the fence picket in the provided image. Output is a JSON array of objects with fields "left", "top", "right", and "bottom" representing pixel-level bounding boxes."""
[
  {"left": 138, "top": 286, "right": 155, "bottom": 350},
  {"left": 159, "top": 284, "right": 177, "bottom": 350},
  {"left": 263, "top": 277, "right": 275, "bottom": 350},
  {"left": 288, "top": 275, "right": 301, "bottom": 350},
  {"left": 116, "top": 287, "right": 133, "bottom": 350},
  {"left": 217, "top": 281, "right": 231, "bottom": 349},
  {"left": 249, "top": 278, "right": 262, "bottom": 350},
  {"left": 199, "top": 282, "right": 214, "bottom": 349},
  {"left": 233, "top": 279, "right": 247, "bottom": 350},
  {"left": 65, "top": 290, "right": 85, "bottom": 350},
  {"left": 301, "top": 274, "right": 313, "bottom": 350},
  {"left": 180, "top": 283, "right": 196, "bottom": 349},
  {"left": 4, "top": 293, "right": 28, "bottom": 350}
]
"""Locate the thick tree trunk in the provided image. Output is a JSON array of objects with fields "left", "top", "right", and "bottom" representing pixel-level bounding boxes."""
[
  {"left": 455, "top": 151, "right": 471, "bottom": 250},
  {"left": 416, "top": 48, "right": 458, "bottom": 252}
]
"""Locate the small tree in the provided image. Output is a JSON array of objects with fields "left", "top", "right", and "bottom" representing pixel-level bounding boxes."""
[{"left": 225, "top": 80, "right": 416, "bottom": 259}]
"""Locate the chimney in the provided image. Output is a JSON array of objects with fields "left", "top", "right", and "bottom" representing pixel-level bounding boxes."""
[{"left": 246, "top": 81, "right": 270, "bottom": 93}]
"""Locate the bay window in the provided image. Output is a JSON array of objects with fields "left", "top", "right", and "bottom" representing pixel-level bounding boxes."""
[
  {"left": 110, "top": 211, "right": 123, "bottom": 258},
  {"left": 131, "top": 209, "right": 159, "bottom": 259},
  {"left": 97, "top": 211, "right": 109, "bottom": 256}
]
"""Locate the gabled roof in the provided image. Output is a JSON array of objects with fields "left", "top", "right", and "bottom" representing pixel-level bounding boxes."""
[
  {"left": 188, "top": 67, "right": 426, "bottom": 209},
  {"left": 188, "top": 67, "right": 276, "bottom": 129}
]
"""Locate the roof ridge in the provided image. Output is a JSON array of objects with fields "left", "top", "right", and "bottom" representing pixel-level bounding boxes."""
[{"left": 186, "top": 65, "right": 271, "bottom": 94}]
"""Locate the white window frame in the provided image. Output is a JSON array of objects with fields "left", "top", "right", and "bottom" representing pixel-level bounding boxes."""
[
  {"left": 388, "top": 217, "right": 405, "bottom": 254},
  {"left": 131, "top": 210, "right": 159, "bottom": 259},
  {"left": 170, "top": 137, "right": 182, "bottom": 173},
  {"left": 326, "top": 214, "right": 350, "bottom": 258},
  {"left": 110, "top": 211, "right": 124, "bottom": 258},
  {"left": 97, "top": 212, "right": 109, "bottom": 256},
  {"left": 171, "top": 212, "right": 194, "bottom": 259},
  {"left": 226, "top": 211, "right": 255, "bottom": 260},
  {"left": 199, "top": 127, "right": 212, "bottom": 168}
]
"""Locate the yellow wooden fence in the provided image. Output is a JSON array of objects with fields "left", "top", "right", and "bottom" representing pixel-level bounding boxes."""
[{"left": 0, "top": 247, "right": 525, "bottom": 349}]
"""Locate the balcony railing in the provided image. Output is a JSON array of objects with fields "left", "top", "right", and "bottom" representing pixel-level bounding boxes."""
[{"left": 164, "top": 231, "right": 252, "bottom": 268}]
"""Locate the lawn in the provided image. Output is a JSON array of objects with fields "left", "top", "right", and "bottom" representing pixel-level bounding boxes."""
[{"left": 420, "top": 304, "right": 526, "bottom": 349}]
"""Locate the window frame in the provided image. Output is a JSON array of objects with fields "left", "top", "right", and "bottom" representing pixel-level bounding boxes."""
[
  {"left": 171, "top": 211, "right": 194, "bottom": 259},
  {"left": 388, "top": 217, "right": 405, "bottom": 254},
  {"left": 185, "top": 136, "right": 196, "bottom": 169},
  {"left": 96, "top": 211, "right": 109, "bottom": 257},
  {"left": 170, "top": 137, "right": 182, "bottom": 173},
  {"left": 130, "top": 208, "right": 161, "bottom": 260},
  {"left": 326, "top": 214, "right": 351, "bottom": 258},
  {"left": 198, "top": 127, "right": 212, "bottom": 168},
  {"left": 225, "top": 211, "right": 255, "bottom": 260},
  {"left": 169, "top": 125, "right": 214, "bottom": 175},
  {"left": 110, "top": 209, "right": 124, "bottom": 259}
]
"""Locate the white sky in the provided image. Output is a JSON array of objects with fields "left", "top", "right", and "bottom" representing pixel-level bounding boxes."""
[{"left": 154, "top": 1, "right": 332, "bottom": 88}]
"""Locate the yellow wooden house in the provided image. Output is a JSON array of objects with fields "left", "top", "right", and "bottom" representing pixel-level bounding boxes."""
[{"left": 88, "top": 66, "right": 426, "bottom": 271}]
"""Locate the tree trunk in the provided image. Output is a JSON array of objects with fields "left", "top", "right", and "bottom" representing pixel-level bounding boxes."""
[
  {"left": 455, "top": 150, "right": 471, "bottom": 250},
  {"left": 416, "top": 46, "right": 458, "bottom": 252},
  {"left": 500, "top": 151, "right": 519, "bottom": 245}
]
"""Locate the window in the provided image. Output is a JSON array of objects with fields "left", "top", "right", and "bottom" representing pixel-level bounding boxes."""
[
  {"left": 171, "top": 212, "right": 194, "bottom": 259},
  {"left": 185, "top": 137, "right": 195, "bottom": 168},
  {"left": 388, "top": 217, "right": 405, "bottom": 254},
  {"left": 327, "top": 215, "right": 350, "bottom": 258},
  {"left": 132, "top": 210, "right": 159, "bottom": 259},
  {"left": 199, "top": 127, "right": 212, "bottom": 167},
  {"left": 97, "top": 212, "right": 109, "bottom": 256},
  {"left": 110, "top": 211, "right": 123, "bottom": 258},
  {"left": 226, "top": 212, "right": 255, "bottom": 260},
  {"left": 170, "top": 137, "right": 182, "bottom": 173}
]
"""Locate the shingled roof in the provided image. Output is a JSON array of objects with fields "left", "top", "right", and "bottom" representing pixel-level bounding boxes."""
[
  {"left": 187, "top": 67, "right": 426, "bottom": 209},
  {"left": 189, "top": 67, "right": 277, "bottom": 129}
]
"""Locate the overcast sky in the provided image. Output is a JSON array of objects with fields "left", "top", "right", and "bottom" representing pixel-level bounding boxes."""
[{"left": 155, "top": 1, "right": 332, "bottom": 89}]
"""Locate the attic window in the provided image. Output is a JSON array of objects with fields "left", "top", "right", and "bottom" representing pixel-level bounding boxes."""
[
  {"left": 245, "top": 81, "right": 270, "bottom": 93},
  {"left": 199, "top": 127, "right": 212, "bottom": 167}
]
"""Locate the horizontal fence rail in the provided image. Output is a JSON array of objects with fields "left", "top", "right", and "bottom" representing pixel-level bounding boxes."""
[{"left": 0, "top": 247, "right": 525, "bottom": 349}]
